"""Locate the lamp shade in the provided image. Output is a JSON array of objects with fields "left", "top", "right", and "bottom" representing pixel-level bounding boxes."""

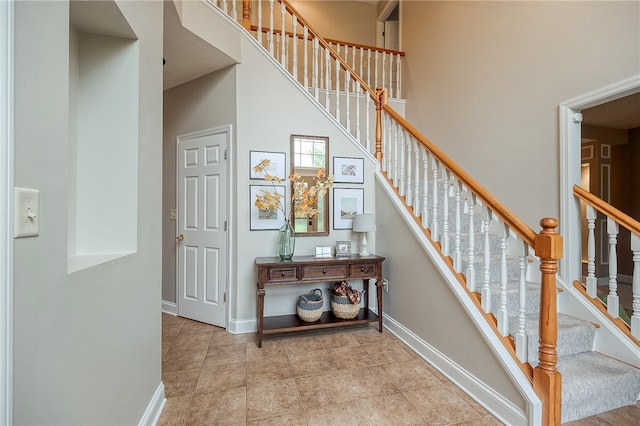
[{"left": 352, "top": 214, "right": 376, "bottom": 232}]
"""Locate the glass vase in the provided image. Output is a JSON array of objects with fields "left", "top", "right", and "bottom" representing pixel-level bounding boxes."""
[{"left": 278, "top": 220, "right": 295, "bottom": 260}]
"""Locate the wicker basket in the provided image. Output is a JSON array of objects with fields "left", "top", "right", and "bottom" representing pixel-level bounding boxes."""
[
  {"left": 330, "top": 293, "right": 361, "bottom": 319},
  {"left": 296, "top": 289, "right": 324, "bottom": 322}
]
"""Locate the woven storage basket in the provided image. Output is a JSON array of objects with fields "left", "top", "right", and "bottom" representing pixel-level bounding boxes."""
[
  {"left": 296, "top": 289, "right": 323, "bottom": 322},
  {"left": 330, "top": 293, "right": 360, "bottom": 319}
]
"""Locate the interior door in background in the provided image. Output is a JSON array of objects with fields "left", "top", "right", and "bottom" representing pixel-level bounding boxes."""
[{"left": 176, "top": 127, "right": 228, "bottom": 327}]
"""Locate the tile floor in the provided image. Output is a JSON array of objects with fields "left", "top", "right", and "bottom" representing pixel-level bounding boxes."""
[{"left": 159, "top": 313, "right": 640, "bottom": 425}]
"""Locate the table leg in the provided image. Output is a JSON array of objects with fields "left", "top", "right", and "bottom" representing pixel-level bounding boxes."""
[
  {"left": 376, "top": 277, "right": 383, "bottom": 332},
  {"left": 257, "top": 285, "right": 265, "bottom": 348}
]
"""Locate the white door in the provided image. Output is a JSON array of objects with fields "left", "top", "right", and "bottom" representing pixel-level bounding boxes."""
[{"left": 177, "top": 127, "right": 228, "bottom": 327}]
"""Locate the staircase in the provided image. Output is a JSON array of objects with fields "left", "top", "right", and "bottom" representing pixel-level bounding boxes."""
[
  {"left": 447, "top": 195, "right": 640, "bottom": 422},
  {"left": 198, "top": 0, "right": 640, "bottom": 423}
]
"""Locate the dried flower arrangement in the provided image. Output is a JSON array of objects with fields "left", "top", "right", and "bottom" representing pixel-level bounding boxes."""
[{"left": 253, "top": 159, "right": 335, "bottom": 222}]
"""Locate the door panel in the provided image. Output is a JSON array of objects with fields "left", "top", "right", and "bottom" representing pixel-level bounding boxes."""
[{"left": 177, "top": 127, "right": 228, "bottom": 327}]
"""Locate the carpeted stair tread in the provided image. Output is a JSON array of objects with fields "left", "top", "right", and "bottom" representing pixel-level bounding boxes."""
[
  {"left": 558, "top": 352, "right": 640, "bottom": 422},
  {"left": 508, "top": 314, "right": 596, "bottom": 367}
]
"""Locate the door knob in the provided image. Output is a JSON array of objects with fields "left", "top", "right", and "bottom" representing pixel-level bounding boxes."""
[{"left": 177, "top": 234, "right": 184, "bottom": 242}]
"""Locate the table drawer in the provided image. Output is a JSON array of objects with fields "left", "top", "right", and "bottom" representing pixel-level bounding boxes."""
[
  {"left": 302, "top": 264, "right": 346, "bottom": 280},
  {"left": 268, "top": 266, "right": 299, "bottom": 282},
  {"left": 349, "top": 263, "right": 377, "bottom": 277}
]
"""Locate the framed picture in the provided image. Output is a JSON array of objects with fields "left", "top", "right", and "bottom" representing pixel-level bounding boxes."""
[
  {"left": 333, "top": 156, "right": 364, "bottom": 183},
  {"left": 333, "top": 188, "right": 364, "bottom": 229},
  {"left": 315, "top": 246, "right": 333, "bottom": 258},
  {"left": 250, "top": 185, "right": 286, "bottom": 230},
  {"left": 335, "top": 241, "right": 351, "bottom": 256},
  {"left": 250, "top": 150, "right": 286, "bottom": 180}
]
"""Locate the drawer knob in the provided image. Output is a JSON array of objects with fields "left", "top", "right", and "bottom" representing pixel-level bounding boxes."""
[
  {"left": 361, "top": 267, "right": 365, "bottom": 272},
  {"left": 281, "top": 272, "right": 286, "bottom": 276},
  {"left": 323, "top": 269, "right": 327, "bottom": 274}
]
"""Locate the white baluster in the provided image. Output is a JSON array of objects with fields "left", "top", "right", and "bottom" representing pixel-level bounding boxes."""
[
  {"left": 280, "top": 2, "right": 286, "bottom": 66},
  {"left": 355, "top": 84, "right": 361, "bottom": 143},
  {"left": 481, "top": 206, "right": 493, "bottom": 313},
  {"left": 381, "top": 52, "right": 386, "bottom": 92},
  {"left": 221, "top": 0, "right": 227, "bottom": 14},
  {"left": 389, "top": 52, "right": 394, "bottom": 97},
  {"left": 335, "top": 54, "right": 340, "bottom": 123},
  {"left": 431, "top": 157, "right": 439, "bottom": 241},
  {"left": 413, "top": 140, "right": 420, "bottom": 212},
  {"left": 392, "top": 121, "right": 399, "bottom": 186},
  {"left": 586, "top": 205, "right": 597, "bottom": 297},
  {"left": 441, "top": 168, "right": 450, "bottom": 256},
  {"left": 374, "top": 50, "right": 379, "bottom": 89},
  {"left": 516, "top": 240, "right": 528, "bottom": 362},
  {"left": 398, "top": 129, "right": 406, "bottom": 197},
  {"left": 257, "top": 0, "right": 263, "bottom": 46},
  {"left": 268, "top": 0, "right": 274, "bottom": 55},
  {"left": 466, "top": 193, "right": 477, "bottom": 292},
  {"left": 365, "top": 89, "right": 370, "bottom": 151},
  {"left": 396, "top": 54, "right": 402, "bottom": 98},
  {"left": 345, "top": 55, "right": 351, "bottom": 134},
  {"left": 359, "top": 48, "right": 364, "bottom": 90},
  {"left": 324, "top": 48, "right": 330, "bottom": 109},
  {"left": 631, "top": 233, "right": 640, "bottom": 338},
  {"left": 292, "top": 15, "right": 298, "bottom": 81},
  {"left": 367, "top": 49, "right": 372, "bottom": 90},
  {"left": 607, "top": 217, "right": 620, "bottom": 318},
  {"left": 404, "top": 132, "right": 412, "bottom": 205},
  {"left": 421, "top": 150, "right": 429, "bottom": 229},
  {"left": 230, "top": 0, "right": 236, "bottom": 20},
  {"left": 453, "top": 178, "right": 462, "bottom": 272},
  {"left": 303, "top": 27, "right": 309, "bottom": 89},
  {"left": 496, "top": 221, "right": 509, "bottom": 335}
]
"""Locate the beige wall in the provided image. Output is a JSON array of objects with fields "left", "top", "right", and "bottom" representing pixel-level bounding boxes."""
[
  {"left": 288, "top": 0, "right": 378, "bottom": 46},
  {"left": 401, "top": 0, "right": 640, "bottom": 228},
  {"left": 13, "top": 0, "right": 163, "bottom": 424}
]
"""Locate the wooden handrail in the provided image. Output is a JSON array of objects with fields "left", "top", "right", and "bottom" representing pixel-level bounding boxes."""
[
  {"left": 382, "top": 104, "right": 537, "bottom": 247},
  {"left": 249, "top": 24, "right": 405, "bottom": 57},
  {"left": 573, "top": 184, "right": 640, "bottom": 236},
  {"left": 324, "top": 37, "right": 405, "bottom": 57}
]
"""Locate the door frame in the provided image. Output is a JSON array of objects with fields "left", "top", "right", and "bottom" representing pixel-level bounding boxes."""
[
  {"left": 175, "top": 125, "right": 233, "bottom": 329},
  {"left": 1, "top": 0, "right": 13, "bottom": 423},
  {"left": 559, "top": 75, "right": 640, "bottom": 284}
]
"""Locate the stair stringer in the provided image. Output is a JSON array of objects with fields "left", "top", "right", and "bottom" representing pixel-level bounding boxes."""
[
  {"left": 376, "top": 172, "right": 541, "bottom": 426},
  {"left": 556, "top": 277, "right": 640, "bottom": 369}
]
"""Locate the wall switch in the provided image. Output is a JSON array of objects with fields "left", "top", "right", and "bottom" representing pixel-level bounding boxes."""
[
  {"left": 14, "top": 187, "right": 39, "bottom": 238},
  {"left": 169, "top": 208, "right": 176, "bottom": 220},
  {"left": 383, "top": 279, "right": 389, "bottom": 293}
]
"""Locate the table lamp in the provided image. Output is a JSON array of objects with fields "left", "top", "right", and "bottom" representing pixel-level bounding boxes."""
[{"left": 352, "top": 214, "right": 376, "bottom": 256}]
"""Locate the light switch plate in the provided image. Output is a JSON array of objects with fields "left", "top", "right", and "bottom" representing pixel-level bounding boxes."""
[{"left": 14, "top": 187, "right": 39, "bottom": 238}]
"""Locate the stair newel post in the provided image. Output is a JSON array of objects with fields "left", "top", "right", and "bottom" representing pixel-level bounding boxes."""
[
  {"left": 606, "top": 217, "right": 620, "bottom": 318},
  {"left": 533, "top": 217, "right": 562, "bottom": 426},
  {"left": 375, "top": 86, "right": 386, "bottom": 163},
  {"left": 242, "top": 0, "right": 251, "bottom": 30}
]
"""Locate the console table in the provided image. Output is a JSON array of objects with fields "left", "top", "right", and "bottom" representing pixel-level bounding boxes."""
[{"left": 255, "top": 254, "right": 385, "bottom": 347}]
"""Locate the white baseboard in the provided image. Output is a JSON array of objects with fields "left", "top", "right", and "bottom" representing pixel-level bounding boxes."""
[
  {"left": 138, "top": 382, "right": 166, "bottom": 426},
  {"left": 383, "top": 314, "right": 529, "bottom": 426},
  {"left": 228, "top": 318, "right": 257, "bottom": 334},
  {"left": 161, "top": 300, "right": 177, "bottom": 316}
]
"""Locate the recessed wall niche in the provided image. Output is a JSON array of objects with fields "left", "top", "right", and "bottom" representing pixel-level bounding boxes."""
[{"left": 68, "top": 1, "right": 139, "bottom": 273}]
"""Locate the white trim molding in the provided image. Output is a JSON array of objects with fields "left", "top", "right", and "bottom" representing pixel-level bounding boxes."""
[
  {"left": 138, "top": 382, "right": 166, "bottom": 426},
  {"left": 0, "top": 0, "right": 13, "bottom": 424},
  {"left": 161, "top": 300, "right": 177, "bottom": 316}
]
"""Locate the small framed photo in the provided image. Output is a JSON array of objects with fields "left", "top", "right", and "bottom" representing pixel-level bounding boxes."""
[
  {"left": 333, "top": 188, "right": 364, "bottom": 229},
  {"left": 250, "top": 185, "right": 286, "bottom": 230},
  {"left": 335, "top": 241, "right": 351, "bottom": 256},
  {"left": 250, "top": 150, "right": 286, "bottom": 180},
  {"left": 315, "top": 246, "right": 333, "bottom": 258},
  {"left": 333, "top": 156, "right": 364, "bottom": 183}
]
